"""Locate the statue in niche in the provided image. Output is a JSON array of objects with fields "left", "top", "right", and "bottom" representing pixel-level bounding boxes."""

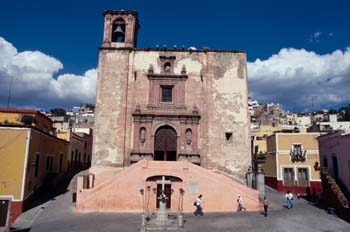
[
  {"left": 140, "top": 128, "right": 146, "bottom": 144},
  {"left": 185, "top": 129, "right": 192, "bottom": 145},
  {"left": 148, "top": 64, "right": 154, "bottom": 74},
  {"left": 164, "top": 62, "right": 171, "bottom": 73}
]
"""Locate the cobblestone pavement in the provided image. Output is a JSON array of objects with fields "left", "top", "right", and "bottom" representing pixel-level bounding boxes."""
[{"left": 10, "top": 174, "right": 350, "bottom": 232}]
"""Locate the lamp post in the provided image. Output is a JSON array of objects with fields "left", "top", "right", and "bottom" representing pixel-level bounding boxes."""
[
  {"left": 178, "top": 188, "right": 185, "bottom": 228},
  {"left": 139, "top": 189, "right": 146, "bottom": 232},
  {"left": 146, "top": 186, "right": 151, "bottom": 218}
]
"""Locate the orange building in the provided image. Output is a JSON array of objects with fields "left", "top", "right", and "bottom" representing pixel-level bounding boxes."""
[
  {"left": 263, "top": 132, "right": 322, "bottom": 194},
  {"left": 0, "top": 109, "right": 69, "bottom": 227},
  {"left": 0, "top": 108, "right": 54, "bottom": 133}
]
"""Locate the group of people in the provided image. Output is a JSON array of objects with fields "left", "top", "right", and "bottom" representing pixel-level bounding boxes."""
[
  {"left": 193, "top": 194, "right": 270, "bottom": 217},
  {"left": 193, "top": 191, "right": 302, "bottom": 217}
]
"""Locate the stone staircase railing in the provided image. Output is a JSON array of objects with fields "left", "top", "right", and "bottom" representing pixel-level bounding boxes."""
[{"left": 321, "top": 169, "right": 350, "bottom": 221}]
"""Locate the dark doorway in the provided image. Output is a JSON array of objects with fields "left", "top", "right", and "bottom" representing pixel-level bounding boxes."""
[
  {"left": 154, "top": 126, "right": 177, "bottom": 161},
  {"left": 156, "top": 184, "right": 171, "bottom": 209},
  {"left": 0, "top": 199, "right": 10, "bottom": 227},
  {"left": 332, "top": 156, "right": 339, "bottom": 180}
]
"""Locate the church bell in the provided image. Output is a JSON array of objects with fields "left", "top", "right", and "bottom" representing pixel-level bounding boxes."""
[{"left": 113, "top": 25, "right": 124, "bottom": 34}]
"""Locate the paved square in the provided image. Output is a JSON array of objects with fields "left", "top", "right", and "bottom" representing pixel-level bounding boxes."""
[{"left": 11, "top": 175, "right": 350, "bottom": 232}]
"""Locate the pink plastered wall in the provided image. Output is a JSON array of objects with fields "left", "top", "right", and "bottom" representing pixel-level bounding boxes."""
[
  {"left": 318, "top": 132, "right": 350, "bottom": 192},
  {"left": 76, "top": 160, "right": 260, "bottom": 213}
]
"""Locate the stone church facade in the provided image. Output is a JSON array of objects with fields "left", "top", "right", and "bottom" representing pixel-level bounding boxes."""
[
  {"left": 93, "top": 10, "right": 251, "bottom": 181},
  {"left": 77, "top": 10, "right": 259, "bottom": 213}
]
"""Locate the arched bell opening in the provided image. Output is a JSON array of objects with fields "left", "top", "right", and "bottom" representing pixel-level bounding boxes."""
[
  {"left": 111, "top": 18, "right": 126, "bottom": 42},
  {"left": 154, "top": 125, "right": 177, "bottom": 161}
]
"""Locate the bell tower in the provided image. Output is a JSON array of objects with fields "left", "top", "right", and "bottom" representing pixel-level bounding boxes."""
[{"left": 102, "top": 10, "right": 139, "bottom": 48}]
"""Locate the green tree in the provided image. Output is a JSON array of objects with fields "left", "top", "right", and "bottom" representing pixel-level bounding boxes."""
[
  {"left": 85, "top": 103, "right": 95, "bottom": 110},
  {"left": 50, "top": 108, "right": 66, "bottom": 116}
]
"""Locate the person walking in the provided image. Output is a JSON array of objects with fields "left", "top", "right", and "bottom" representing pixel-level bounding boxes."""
[
  {"left": 316, "top": 189, "right": 322, "bottom": 204},
  {"left": 263, "top": 196, "right": 269, "bottom": 217},
  {"left": 194, "top": 194, "right": 203, "bottom": 216},
  {"left": 237, "top": 194, "right": 246, "bottom": 212},
  {"left": 285, "top": 191, "right": 293, "bottom": 209}
]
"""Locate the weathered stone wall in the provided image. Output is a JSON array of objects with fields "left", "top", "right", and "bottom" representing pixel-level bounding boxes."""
[
  {"left": 92, "top": 48, "right": 251, "bottom": 182},
  {"left": 92, "top": 49, "right": 130, "bottom": 167},
  {"left": 204, "top": 52, "right": 250, "bottom": 181}
]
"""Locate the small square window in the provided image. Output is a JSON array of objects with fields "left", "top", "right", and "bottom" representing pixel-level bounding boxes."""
[
  {"left": 161, "top": 85, "right": 173, "bottom": 103},
  {"left": 225, "top": 132, "right": 233, "bottom": 142}
]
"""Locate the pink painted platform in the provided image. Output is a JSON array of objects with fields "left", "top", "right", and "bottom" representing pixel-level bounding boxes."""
[{"left": 76, "top": 160, "right": 260, "bottom": 213}]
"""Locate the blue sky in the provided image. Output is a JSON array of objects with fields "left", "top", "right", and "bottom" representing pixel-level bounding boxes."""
[{"left": 0, "top": 0, "right": 349, "bottom": 111}]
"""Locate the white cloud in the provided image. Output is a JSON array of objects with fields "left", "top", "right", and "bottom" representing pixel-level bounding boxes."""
[
  {"left": 1, "top": 36, "right": 349, "bottom": 111},
  {"left": 0, "top": 37, "right": 97, "bottom": 109},
  {"left": 314, "top": 31, "right": 321, "bottom": 38},
  {"left": 248, "top": 48, "right": 350, "bottom": 110},
  {"left": 308, "top": 31, "right": 322, "bottom": 42}
]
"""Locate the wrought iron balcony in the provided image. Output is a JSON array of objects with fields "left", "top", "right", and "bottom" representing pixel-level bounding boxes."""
[{"left": 290, "top": 149, "right": 307, "bottom": 162}]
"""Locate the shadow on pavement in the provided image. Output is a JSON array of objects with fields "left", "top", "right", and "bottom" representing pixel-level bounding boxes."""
[
  {"left": 9, "top": 228, "right": 31, "bottom": 232},
  {"left": 23, "top": 167, "right": 87, "bottom": 213}
]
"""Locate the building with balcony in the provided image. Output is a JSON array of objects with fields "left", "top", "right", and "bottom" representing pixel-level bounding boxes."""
[{"left": 262, "top": 132, "right": 322, "bottom": 194}]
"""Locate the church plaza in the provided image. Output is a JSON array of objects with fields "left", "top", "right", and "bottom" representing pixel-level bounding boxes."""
[
  {"left": 5, "top": 9, "right": 350, "bottom": 232},
  {"left": 11, "top": 174, "right": 350, "bottom": 232}
]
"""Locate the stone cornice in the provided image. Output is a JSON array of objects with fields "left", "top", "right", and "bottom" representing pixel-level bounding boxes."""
[
  {"left": 99, "top": 47, "right": 246, "bottom": 54},
  {"left": 103, "top": 10, "right": 138, "bottom": 17},
  {"left": 147, "top": 73, "right": 188, "bottom": 80},
  {"left": 132, "top": 112, "right": 200, "bottom": 122}
]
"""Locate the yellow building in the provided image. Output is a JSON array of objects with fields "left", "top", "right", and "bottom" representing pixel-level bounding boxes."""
[
  {"left": 263, "top": 132, "right": 322, "bottom": 194},
  {"left": 0, "top": 109, "right": 69, "bottom": 226},
  {"left": 57, "top": 131, "right": 85, "bottom": 169}
]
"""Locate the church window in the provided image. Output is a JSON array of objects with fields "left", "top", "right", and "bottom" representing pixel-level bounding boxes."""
[
  {"left": 161, "top": 85, "right": 173, "bottom": 103},
  {"left": 111, "top": 18, "right": 126, "bottom": 42},
  {"left": 225, "top": 132, "right": 233, "bottom": 142}
]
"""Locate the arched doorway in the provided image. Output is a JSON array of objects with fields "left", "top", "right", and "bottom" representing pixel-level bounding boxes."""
[
  {"left": 146, "top": 175, "right": 183, "bottom": 209},
  {"left": 154, "top": 125, "right": 177, "bottom": 161}
]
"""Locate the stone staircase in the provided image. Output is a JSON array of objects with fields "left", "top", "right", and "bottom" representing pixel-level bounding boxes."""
[{"left": 76, "top": 160, "right": 260, "bottom": 213}]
